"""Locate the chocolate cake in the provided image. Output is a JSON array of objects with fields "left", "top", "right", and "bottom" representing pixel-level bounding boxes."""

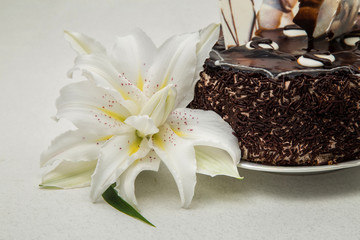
[{"left": 190, "top": 0, "right": 360, "bottom": 166}]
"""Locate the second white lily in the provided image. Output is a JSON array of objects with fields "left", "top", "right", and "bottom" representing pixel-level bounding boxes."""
[{"left": 40, "top": 24, "right": 241, "bottom": 208}]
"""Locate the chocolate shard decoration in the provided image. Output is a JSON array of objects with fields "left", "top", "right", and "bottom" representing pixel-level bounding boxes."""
[
  {"left": 294, "top": 0, "right": 360, "bottom": 40},
  {"left": 219, "top": 0, "right": 300, "bottom": 49},
  {"left": 219, "top": 0, "right": 257, "bottom": 49},
  {"left": 257, "top": 0, "right": 299, "bottom": 30},
  {"left": 326, "top": 0, "right": 360, "bottom": 39},
  {"left": 219, "top": 0, "right": 360, "bottom": 48}
]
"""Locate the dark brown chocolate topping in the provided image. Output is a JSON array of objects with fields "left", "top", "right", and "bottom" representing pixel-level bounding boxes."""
[{"left": 211, "top": 21, "right": 360, "bottom": 76}]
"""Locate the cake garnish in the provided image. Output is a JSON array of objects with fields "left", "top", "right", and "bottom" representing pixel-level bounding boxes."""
[
  {"left": 283, "top": 24, "right": 307, "bottom": 37},
  {"left": 256, "top": 0, "right": 299, "bottom": 30},
  {"left": 40, "top": 24, "right": 242, "bottom": 226},
  {"left": 297, "top": 50, "right": 335, "bottom": 67},
  {"left": 294, "top": 0, "right": 360, "bottom": 40},
  {"left": 219, "top": 0, "right": 299, "bottom": 49},
  {"left": 344, "top": 30, "right": 360, "bottom": 46},
  {"left": 246, "top": 37, "right": 279, "bottom": 50},
  {"left": 219, "top": 0, "right": 257, "bottom": 48},
  {"left": 220, "top": 0, "right": 360, "bottom": 51}
]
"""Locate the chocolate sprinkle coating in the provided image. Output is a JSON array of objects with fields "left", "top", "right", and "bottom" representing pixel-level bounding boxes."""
[{"left": 190, "top": 62, "right": 360, "bottom": 166}]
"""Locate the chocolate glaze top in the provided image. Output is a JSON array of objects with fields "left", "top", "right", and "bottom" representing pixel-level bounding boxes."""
[{"left": 210, "top": 19, "right": 360, "bottom": 78}]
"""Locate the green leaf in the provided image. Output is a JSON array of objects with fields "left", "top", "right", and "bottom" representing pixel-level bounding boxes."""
[{"left": 102, "top": 184, "right": 155, "bottom": 227}]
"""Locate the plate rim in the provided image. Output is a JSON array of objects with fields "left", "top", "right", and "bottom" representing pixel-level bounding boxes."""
[{"left": 237, "top": 159, "right": 360, "bottom": 173}]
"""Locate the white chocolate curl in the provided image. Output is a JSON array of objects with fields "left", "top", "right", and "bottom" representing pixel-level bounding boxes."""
[
  {"left": 257, "top": 0, "right": 299, "bottom": 30},
  {"left": 297, "top": 53, "right": 335, "bottom": 67},
  {"left": 245, "top": 40, "right": 279, "bottom": 50},
  {"left": 344, "top": 36, "right": 360, "bottom": 46},
  {"left": 283, "top": 28, "right": 307, "bottom": 37},
  {"left": 295, "top": 0, "right": 360, "bottom": 40},
  {"left": 326, "top": 0, "right": 360, "bottom": 39}
]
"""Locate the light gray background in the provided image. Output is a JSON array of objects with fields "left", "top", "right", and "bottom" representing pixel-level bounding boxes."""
[{"left": 1, "top": 0, "right": 359, "bottom": 239}]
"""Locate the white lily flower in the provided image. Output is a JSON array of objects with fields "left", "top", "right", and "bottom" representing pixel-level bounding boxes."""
[{"left": 41, "top": 24, "right": 242, "bottom": 208}]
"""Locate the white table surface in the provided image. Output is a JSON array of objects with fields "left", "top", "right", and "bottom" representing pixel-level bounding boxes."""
[{"left": 1, "top": 0, "right": 360, "bottom": 239}]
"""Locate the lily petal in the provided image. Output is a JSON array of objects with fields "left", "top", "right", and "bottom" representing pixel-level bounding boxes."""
[
  {"left": 40, "top": 129, "right": 110, "bottom": 189},
  {"left": 110, "top": 29, "right": 156, "bottom": 90},
  {"left": 90, "top": 133, "right": 150, "bottom": 202},
  {"left": 78, "top": 69, "right": 140, "bottom": 115},
  {"left": 56, "top": 81, "right": 133, "bottom": 133},
  {"left": 124, "top": 115, "right": 159, "bottom": 137},
  {"left": 151, "top": 123, "right": 197, "bottom": 208},
  {"left": 64, "top": 31, "right": 106, "bottom": 55},
  {"left": 195, "top": 146, "right": 241, "bottom": 178},
  {"left": 179, "top": 24, "right": 219, "bottom": 108},
  {"left": 68, "top": 54, "right": 146, "bottom": 110},
  {"left": 167, "top": 108, "right": 241, "bottom": 175},
  {"left": 140, "top": 85, "right": 177, "bottom": 127},
  {"left": 41, "top": 160, "right": 97, "bottom": 189},
  {"left": 40, "top": 129, "right": 105, "bottom": 167},
  {"left": 114, "top": 150, "right": 161, "bottom": 207},
  {"left": 143, "top": 32, "right": 198, "bottom": 108}
]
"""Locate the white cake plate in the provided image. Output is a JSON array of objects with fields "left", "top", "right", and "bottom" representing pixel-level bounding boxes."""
[{"left": 238, "top": 159, "right": 360, "bottom": 174}]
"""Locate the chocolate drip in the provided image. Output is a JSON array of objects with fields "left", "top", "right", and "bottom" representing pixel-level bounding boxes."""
[
  {"left": 293, "top": 0, "right": 324, "bottom": 37},
  {"left": 250, "top": 37, "right": 274, "bottom": 49},
  {"left": 293, "top": 0, "right": 325, "bottom": 50}
]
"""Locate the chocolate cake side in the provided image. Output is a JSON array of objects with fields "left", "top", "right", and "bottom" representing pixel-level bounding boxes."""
[
  {"left": 191, "top": 1, "right": 360, "bottom": 166},
  {"left": 190, "top": 61, "right": 360, "bottom": 166}
]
